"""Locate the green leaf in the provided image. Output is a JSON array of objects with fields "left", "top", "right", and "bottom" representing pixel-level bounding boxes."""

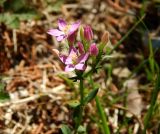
[
  {"left": 0, "top": 0, "right": 7, "bottom": 6},
  {"left": 58, "top": 75, "right": 75, "bottom": 90},
  {"left": 0, "top": 83, "right": 10, "bottom": 102},
  {"left": 0, "top": 92, "right": 10, "bottom": 102},
  {"left": 4, "top": 0, "right": 26, "bottom": 12},
  {"left": 61, "top": 124, "right": 71, "bottom": 134},
  {"left": 0, "top": 13, "right": 20, "bottom": 29},
  {"left": 83, "top": 88, "right": 98, "bottom": 105},
  {"left": 15, "top": 12, "right": 40, "bottom": 20},
  {"left": 47, "top": 0, "right": 64, "bottom": 13},
  {"left": 77, "top": 125, "right": 86, "bottom": 133},
  {"left": 73, "top": 105, "right": 81, "bottom": 124},
  {"left": 67, "top": 100, "right": 80, "bottom": 108},
  {"left": 7, "top": 17, "right": 20, "bottom": 29},
  {"left": 0, "top": 83, "right": 5, "bottom": 92},
  {"left": 0, "top": 11, "right": 40, "bottom": 29}
]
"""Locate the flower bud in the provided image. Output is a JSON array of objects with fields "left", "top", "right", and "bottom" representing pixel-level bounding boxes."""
[
  {"left": 89, "top": 43, "right": 98, "bottom": 56},
  {"left": 101, "top": 31, "right": 109, "bottom": 45},
  {"left": 68, "top": 32, "right": 76, "bottom": 45},
  {"left": 84, "top": 25, "right": 93, "bottom": 41},
  {"left": 77, "top": 42, "right": 85, "bottom": 54}
]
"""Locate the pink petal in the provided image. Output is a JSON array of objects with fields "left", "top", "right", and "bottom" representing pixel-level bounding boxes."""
[
  {"left": 75, "top": 63, "right": 86, "bottom": 70},
  {"left": 69, "top": 46, "right": 78, "bottom": 55},
  {"left": 77, "top": 42, "right": 85, "bottom": 54},
  {"left": 65, "top": 64, "right": 75, "bottom": 72},
  {"left": 69, "top": 20, "right": 81, "bottom": 35},
  {"left": 57, "top": 35, "right": 65, "bottom": 41},
  {"left": 47, "top": 29, "right": 64, "bottom": 36},
  {"left": 59, "top": 54, "right": 72, "bottom": 65},
  {"left": 78, "top": 53, "right": 89, "bottom": 63},
  {"left": 65, "top": 56, "right": 73, "bottom": 65},
  {"left": 58, "top": 19, "right": 67, "bottom": 30},
  {"left": 89, "top": 43, "right": 99, "bottom": 56},
  {"left": 59, "top": 55, "right": 67, "bottom": 63}
]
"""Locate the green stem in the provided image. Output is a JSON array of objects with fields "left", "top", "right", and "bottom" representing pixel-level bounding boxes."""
[
  {"left": 80, "top": 78, "right": 84, "bottom": 105},
  {"left": 75, "top": 78, "right": 84, "bottom": 131},
  {"left": 143, "top": 73, "right": 160, "bottom": 134},
  {"left": 95, "top": 96, "right": 110, "bottom": 134},
  {"left": 89, "top": 76, "right": 110, "bottom": 134}
]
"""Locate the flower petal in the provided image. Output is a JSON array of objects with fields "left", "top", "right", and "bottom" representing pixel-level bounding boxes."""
[
  {"left": 59, "top": 55, "right": 67, "bottom": 63},
  {"left": 75, "top": 63, "right": 86, "bottom": 70},
  {"left": 65, "top": 56, "right": 73, "bottom": 64},
  {"left": 69, "top": 20, "right": 81, "bottom": 35},
  {"left": 65, "top": 64, "right": 75, "bottom": 72},
  {"left": 58, "top": 19, "right": 67, "bottom": 30},
  {"left": 57, "top": 35, "right": 65, "bottom": 41},
  {"left": 47, "top": 29, "right": 64, "bottom": 36},
  {"left": 69, "top": 46, "right": 78, "bottom": 55},
  {"left": 78, "top": 53, "right": 89, "bottom": 63}
]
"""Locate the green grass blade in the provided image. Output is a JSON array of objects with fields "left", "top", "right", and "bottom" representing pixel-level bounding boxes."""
[
  {"left": 143, "top": 70, "right": 160, "bottom": 134},
  {"left": 95, "top": 96, "right": 110, "bottom": 134}
]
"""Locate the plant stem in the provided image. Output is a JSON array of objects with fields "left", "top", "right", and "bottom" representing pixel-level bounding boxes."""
[
  {"left": 89, "top": 76, "right": 110, "bottom": 134},
  {"left": 80, "top": 78, "right": 84, "bottom": 105},
  {"left": 95, "top": 96, "right": 110, "bottom": 134},
  {"left": 143, "top": 73, "right": 160, "bottom": 134},
  {"left": 75, "top": 78, "right": 84, "bottom": 131}
]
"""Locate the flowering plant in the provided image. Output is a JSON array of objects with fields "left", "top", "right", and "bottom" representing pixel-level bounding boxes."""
[{"left": 48, "top": 19, "right": 110, "bottom": 134}]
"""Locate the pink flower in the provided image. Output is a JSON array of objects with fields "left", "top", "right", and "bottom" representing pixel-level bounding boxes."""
[
  {"left": 84, "top": 25, "right": 93, "bottom": 41},
  {"left": 89, "top": 43, "right": 99, "bottom": 56},
  {"left": 59, "top": 46, "right": 89, "bottom": 72},
  {"left": 47, "top": 19, "right": 81, "bottom": 41}
]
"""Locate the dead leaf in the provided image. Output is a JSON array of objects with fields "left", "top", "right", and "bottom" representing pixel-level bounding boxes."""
[
  {"left": 124, "top": 79, "right": 143, "bottom": 117},
  {"left": 113, "top": 67, "right": 131, "bottom": 78}
]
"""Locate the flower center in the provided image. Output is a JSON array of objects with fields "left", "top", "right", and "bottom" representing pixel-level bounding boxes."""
[
  {"left": 70, "top": 53, "right": 78, "bottom": 64},
  {"left": 63, "top": 25, "right": 71, "bottom": 34}
]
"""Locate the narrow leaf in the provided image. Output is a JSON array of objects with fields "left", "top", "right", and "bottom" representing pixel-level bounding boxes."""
[
  {"left": 0, "top": 83, "right": 10, "bottom": 102},
  {"left": 83, "top": 88, "right": 98, "bottom": 104},
  {"left": 67, "top": 100, "right": 80, "bottom": 108}
]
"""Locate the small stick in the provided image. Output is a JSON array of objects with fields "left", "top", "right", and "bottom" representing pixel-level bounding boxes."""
[{"left": 13, "top": 29, "right": 17, "bottom": 53}]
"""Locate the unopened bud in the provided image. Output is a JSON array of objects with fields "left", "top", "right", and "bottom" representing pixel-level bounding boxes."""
[
  {"left": 89, "top": 43, "right": 98, "bottom": 56},
  {"left": 84, "top": 25, "right": 93, "bottom": 41},
  {"left": 77, "top": 42, "right": 85, "bottom": 54},
  {"left": 101, "top": 31, "right": 109, "bottom": 45},
  {"left": 68, "top": 32, "right": 76, "bottom": 45}
]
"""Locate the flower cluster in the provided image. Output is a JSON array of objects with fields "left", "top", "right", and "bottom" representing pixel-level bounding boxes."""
[{"left": 48, "top": 19, "right": 99, "bottom": 72}]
